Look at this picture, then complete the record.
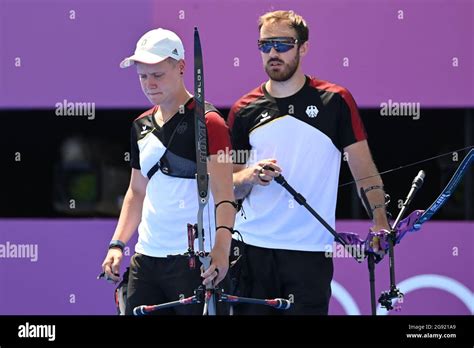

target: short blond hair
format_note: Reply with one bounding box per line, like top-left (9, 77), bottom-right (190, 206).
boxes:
top-left (258, 10), bottom-right (309, 43)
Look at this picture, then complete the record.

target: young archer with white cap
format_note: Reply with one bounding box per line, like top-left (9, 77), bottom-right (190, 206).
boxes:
top-left (101, 28), bottom-right (235, 315)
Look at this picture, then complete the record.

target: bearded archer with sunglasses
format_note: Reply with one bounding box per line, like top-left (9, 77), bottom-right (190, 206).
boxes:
top-left (227, 10), bottom-right (390, 315)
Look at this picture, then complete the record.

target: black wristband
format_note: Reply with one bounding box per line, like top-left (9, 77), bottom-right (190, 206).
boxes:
top-left (215, 200), bottom-right (239, 211)
top-left (363, 185), bottom-right (384, 194)
top-left (216, 226), bottom-right (235, 235)
top-left (371, 203), bottom-right (387, 212)
top-left (109, 240), bottom-right (125, 252)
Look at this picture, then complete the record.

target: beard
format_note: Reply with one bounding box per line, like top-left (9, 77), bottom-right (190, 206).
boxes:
top-left (264, 51), bottom-right (300, 82)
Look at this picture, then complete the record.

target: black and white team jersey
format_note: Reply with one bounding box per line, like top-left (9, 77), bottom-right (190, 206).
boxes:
top-left (130, 98), bottom-right (231, 257)
top-left (228, 76), bottom-right (367, 252)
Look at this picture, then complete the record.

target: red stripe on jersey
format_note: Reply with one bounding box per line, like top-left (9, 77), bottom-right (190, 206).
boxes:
top-left (206, 111), bottom-right (232, 155)
top-left (309, 77), bottom-right (367, 141)
top-left (135, 106), bottom-right (157, 121)
top-left (187, 99), bottom-right (196, 110)
top-left (227, 86), bottom-right (264, 130)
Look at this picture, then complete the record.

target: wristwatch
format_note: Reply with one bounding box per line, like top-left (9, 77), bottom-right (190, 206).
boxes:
top-left (109, 240), bottom-right (126, 252)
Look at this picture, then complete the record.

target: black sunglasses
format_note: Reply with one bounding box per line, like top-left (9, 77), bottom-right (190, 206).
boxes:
top-left (258, 37), bottom-right (299, 53)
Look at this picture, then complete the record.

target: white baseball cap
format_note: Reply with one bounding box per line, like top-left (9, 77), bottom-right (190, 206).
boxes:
top-left (120, 28), bottom-right (185, 68)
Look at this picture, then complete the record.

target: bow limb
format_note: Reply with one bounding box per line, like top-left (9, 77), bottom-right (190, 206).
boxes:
top-left (194, 27), bottom-right (217, 315)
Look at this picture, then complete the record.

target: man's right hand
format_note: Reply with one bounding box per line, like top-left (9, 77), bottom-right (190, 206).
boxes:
top-left (247, 158), bottom-right (282, 186)
top-left (101, 248), bottom-right (123, 282)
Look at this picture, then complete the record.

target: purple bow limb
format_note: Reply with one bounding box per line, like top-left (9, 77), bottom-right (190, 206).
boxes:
top-left (338, 231), bottom-right (388, 262)
top-left (337, 210), bottom-right (425, 263)
top-left (338, 230), bottom-right (390, 254)
top-left (394, 210), bottom-right (425, 243)
top-left (338, 231), bottom-right (365, 246)
top-left (364, 229), bottom-right (391, 254)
